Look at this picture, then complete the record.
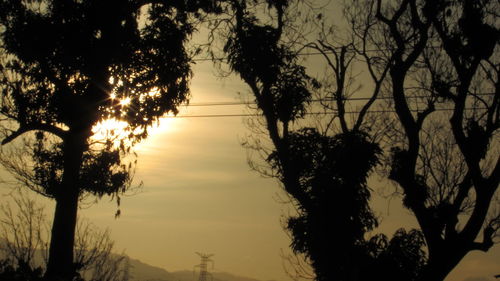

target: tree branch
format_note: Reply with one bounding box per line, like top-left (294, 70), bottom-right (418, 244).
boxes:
top-left (1, 123), bottom-right (67, 145)
top-left (470, 220), bottom-right (497, 252)
top-left (488, 156), bottom-right (500, 192)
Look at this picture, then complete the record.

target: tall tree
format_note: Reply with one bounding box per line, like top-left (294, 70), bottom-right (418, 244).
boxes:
top-left (371, 0), bottom-right (500, 280)
top-left (0, 1), bottom-right (220, 279)
top-left (221, 1), bottom-right (426, 280)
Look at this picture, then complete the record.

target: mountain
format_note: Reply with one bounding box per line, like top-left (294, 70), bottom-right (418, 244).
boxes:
top-left (0, 240), bottom-right (268, 281)
top-left (164, 270), bottom-right (265, 281)
top-left (127, 258), bottom-right (173, 281)
top-left (127, 258), bottom-right (269, 281)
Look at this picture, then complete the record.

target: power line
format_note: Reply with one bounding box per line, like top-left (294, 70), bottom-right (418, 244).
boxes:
top-left (193, 51), bottom-right (333, 62)
top-left (182, 93), bottom-right (494, 107)
top-left (193, 51), bottom-right (377, 62)
top-left (192, 46), bottom-right (447, 62)
top-left (165, 107), bottom-right (486, 119)
top-left (184, 98), bottom-right (369, 107)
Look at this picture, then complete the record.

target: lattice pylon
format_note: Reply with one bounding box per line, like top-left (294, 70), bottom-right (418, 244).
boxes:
top-left (194, 252), bottom-right (214, 281)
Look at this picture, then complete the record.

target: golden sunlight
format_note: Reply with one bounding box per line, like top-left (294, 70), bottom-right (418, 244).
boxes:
top-left (91, 88), bottom-right (183, 148)
top-left (91, 118), bottom-right (130, 142)
top-left (119, 97), bottom-right (131, 106)
top-left (132, 115), bottom-right (181, 154)
top-left (92, 114), bottom-right (181, 147)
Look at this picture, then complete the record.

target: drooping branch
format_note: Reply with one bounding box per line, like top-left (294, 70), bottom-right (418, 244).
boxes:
top-left (1, 123), bottom-right (67, 145)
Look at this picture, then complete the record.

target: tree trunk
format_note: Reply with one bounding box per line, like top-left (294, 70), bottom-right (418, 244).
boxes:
top-left (45, 131), bottom-right (87, 280)
top-left (418, 247), bottom-right (466, 281)
top-left (45, 191), bottom-right (79, 280)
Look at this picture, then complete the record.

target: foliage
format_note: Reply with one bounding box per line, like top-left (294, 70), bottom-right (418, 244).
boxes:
top-left (224, 7), bottom-right (317, 124)
top-left (0, 0), bottom-right (223, 199)
top-left (31, 138), bottom-right (133, 201)
top-left (221, 1), bottom-right (408, 281)
top-left (276, 129), bottom-right (381, 281)
top-left (270, 129), bottom-right (380, 249)
top-left (364, 229), bottom-right (428, 281)
top-left (0, 0), bottom-right (222, 278)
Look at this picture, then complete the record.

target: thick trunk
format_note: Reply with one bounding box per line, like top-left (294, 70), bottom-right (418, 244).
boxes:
top-left (418, 246), bottom-right (466, 281)
top-left (418, 268), bottom-right (450, 281)
top-left (45, 191), bottom-right (79, 280)
top-left (45, 131), bottom-right (87, 280)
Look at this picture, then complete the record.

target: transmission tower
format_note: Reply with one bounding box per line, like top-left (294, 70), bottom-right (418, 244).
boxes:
top-left (193, 252), bottom-right (214, 281)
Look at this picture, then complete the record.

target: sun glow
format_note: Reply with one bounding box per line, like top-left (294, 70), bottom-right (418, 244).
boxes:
top-left (92, 88), bottom-right (182, 148)
top-left (91, 118), bottom-right (130, 143)
top-left (119, 97), bottom-right (131, 106)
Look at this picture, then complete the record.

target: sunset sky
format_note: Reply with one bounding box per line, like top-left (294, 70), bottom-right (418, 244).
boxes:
top-left (3, 58), bottom-right (491, 281)
top-left (0, 2), bottom-right (499, 281)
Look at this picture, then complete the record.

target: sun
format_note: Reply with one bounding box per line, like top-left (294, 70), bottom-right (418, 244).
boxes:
top-left (91, 118), bottom-right (130, 143)
top-left (91, 90), bottom-right (182, 147)
top-left (120, 97), bottom-right (131, 106)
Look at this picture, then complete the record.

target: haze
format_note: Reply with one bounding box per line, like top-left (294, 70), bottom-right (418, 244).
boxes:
top-left (1, 58), bottom-right (495, 281)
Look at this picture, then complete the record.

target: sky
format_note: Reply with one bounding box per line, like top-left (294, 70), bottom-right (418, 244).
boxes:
top-left (1, 59), bottom-right (496, 281)
top-left (0, 2), bottom-right (499, 281)
top-left (81, 61), bottom-right (297, 280)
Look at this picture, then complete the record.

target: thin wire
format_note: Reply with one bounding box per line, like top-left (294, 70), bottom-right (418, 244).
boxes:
top-left (194, 51), bottom-right (370, 62)
top-left (165, 107), bottom-right (486, 118)
top-left (184, 93), bottom-right (494, 107)
top-left (193, 52), bottom-right (329, 62)
top-left (192, 46), bottom-right (446, 62)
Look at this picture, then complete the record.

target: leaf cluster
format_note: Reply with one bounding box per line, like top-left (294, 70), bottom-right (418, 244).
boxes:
top-left (224, 10), bottom-right (319, 123)
top-left (0, 0), bottom-right (203, 139)
top-left (269, 129), bottom-right (381, 279)
top-left (364, 229), bottom-right (428, 281)
top-left (32, 137), bottom-right (133, 199)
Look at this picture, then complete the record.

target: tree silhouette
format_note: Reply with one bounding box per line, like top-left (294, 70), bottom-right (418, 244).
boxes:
top-left (369, 0), bottom-right (499, 280)
top-left (0, 192), bottom-right (47, 273)
top-left (273, 129), bottom-right (381, 281)
top-left (363, 229), bottom-right (427, 281)
top-left (0, 260), bottom-right (43, 281)
top-left (221, 1), bottom-right (421, 280)
top-left (217, 0), bottom-right (498, 280)
top-left (0, 191), bottom-right (130, 281)
top-left (0, 1), bottom-right (221, 279)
